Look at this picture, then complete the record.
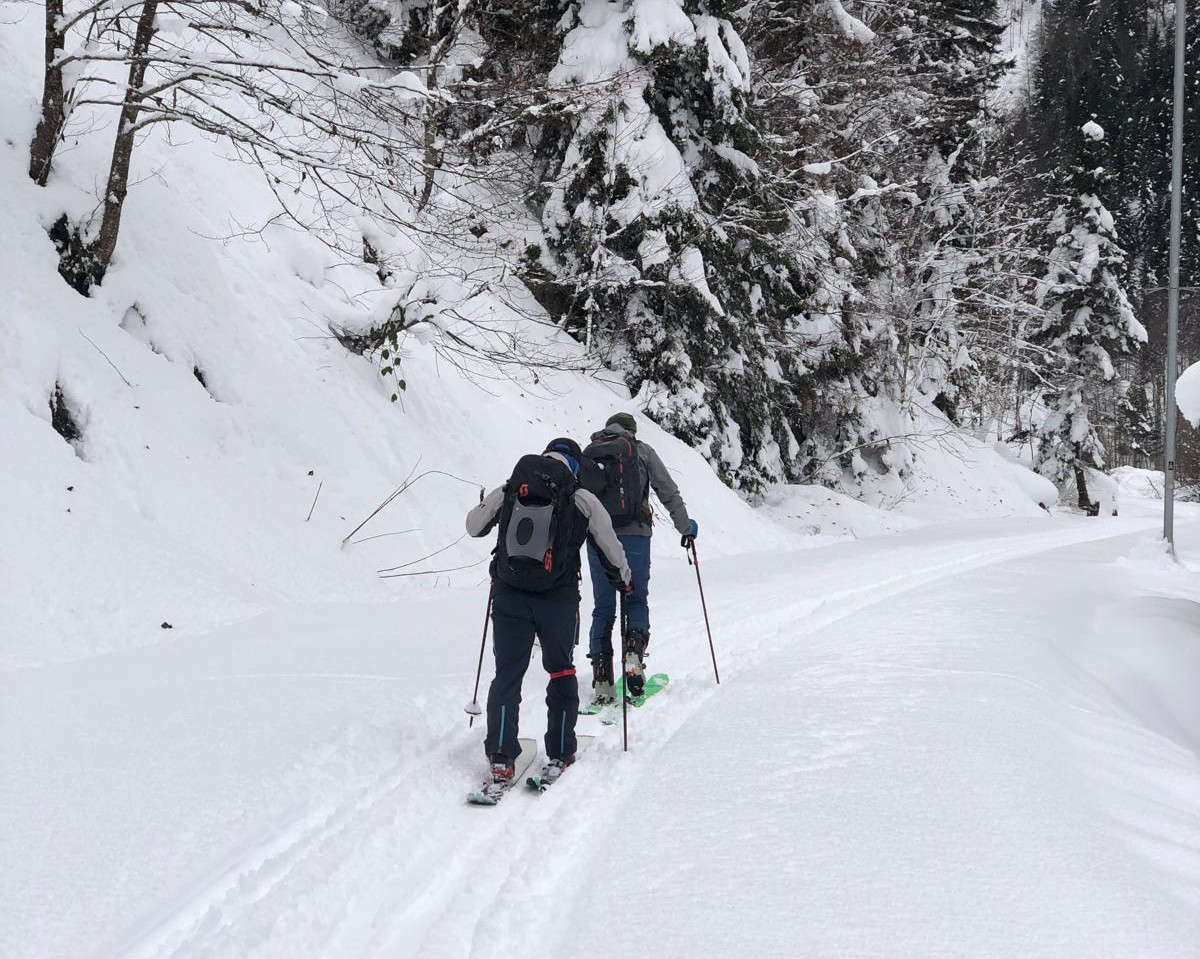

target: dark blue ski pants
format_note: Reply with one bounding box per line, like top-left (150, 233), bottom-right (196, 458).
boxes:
top-left (587, 533), bottom-right (651, 659)
top-left (485, 585), bottom-right (579, 763)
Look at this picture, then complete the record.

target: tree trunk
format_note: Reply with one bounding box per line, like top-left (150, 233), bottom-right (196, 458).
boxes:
top-left (417, 62), bottom-right (442, 211)
top-left (1072, 444), bottom-right (1098, 515)
top-left (71, 0), bottom-right (159, 290)
top-left (417, 5), bottom-right (469, 212)
top-left (29, 0), bottom-right (66, 185)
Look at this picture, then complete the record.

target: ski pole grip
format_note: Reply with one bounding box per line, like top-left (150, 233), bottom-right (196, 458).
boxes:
top-left (682, 535), bottom-right (696, 564)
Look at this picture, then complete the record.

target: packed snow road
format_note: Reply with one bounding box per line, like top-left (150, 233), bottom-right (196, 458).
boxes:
top-left (4, 516), bottom-right (1199, 959)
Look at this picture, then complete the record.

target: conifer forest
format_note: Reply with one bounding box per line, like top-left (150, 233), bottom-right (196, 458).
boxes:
top-left (24, 0), bottom-right (1200, 506)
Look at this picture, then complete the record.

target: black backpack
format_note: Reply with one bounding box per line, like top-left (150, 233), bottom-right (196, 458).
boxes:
top-left (582, 434), bottom-right (644, 526)
top-left (493, 454), bottom-right (582, 592)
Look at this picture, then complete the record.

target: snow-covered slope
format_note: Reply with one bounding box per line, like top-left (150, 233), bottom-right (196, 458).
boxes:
top-left (0, 10), bottom-right (1055, 669)
top-left (0, 15), bottom-right (803, 670)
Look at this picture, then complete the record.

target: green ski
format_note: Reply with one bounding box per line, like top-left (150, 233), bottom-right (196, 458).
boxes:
top-left (598, 672), bottom-right (669, 724)
top-left (580, 672), bottom-right (670, 716)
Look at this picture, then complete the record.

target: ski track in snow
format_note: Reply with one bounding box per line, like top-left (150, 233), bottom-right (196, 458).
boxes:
top-left (49, 516), bottom-right (1197, 959)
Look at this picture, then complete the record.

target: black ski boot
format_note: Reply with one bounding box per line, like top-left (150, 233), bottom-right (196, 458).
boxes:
top-left (623, 629), bottom-right (648, 698)
top-left (589, 653), bottom-right (616, 706)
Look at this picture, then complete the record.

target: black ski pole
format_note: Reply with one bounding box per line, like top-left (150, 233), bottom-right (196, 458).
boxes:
top-left (684, 536), bottom-right (720, 684)
top-left (465, 582), bottom-right (494, 727)
top-left (620, 591), bottom-right (629, 752)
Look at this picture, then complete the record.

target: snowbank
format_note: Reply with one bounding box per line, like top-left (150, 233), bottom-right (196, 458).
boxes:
top-left (762, 483), bottom-right (922, 539)
top-left (1112, 465), bottom-right (1166, 500)
top-left (1177, 360), bottom-right (1200, 426)
top-left (759, 428), bottom-right (1057, 540)
top-left (1050, 468), bottom-right (1119, 515)
top-left (858, 430), bottom-right (1057, 521)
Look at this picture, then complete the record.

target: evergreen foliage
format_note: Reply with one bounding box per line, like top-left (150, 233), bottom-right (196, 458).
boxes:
top-left (1017, 0), bottom-right (1199, 295)
top-left (1031, 131), bottom-right (1147, 506)
top-left (41, 0), bottom-right (1190, 501)
top-left (1009, 0), bottom-right (1197, 475)
top-left (534, 1), bottom-right (866, 492)
top-left (515, 0), bottom-right (1029, 492)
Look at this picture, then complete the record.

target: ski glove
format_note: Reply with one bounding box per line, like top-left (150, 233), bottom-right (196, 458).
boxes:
top-left (606, 571), bottom-right (633, 594)
top-left (680, 518), bottom-right (698, 548)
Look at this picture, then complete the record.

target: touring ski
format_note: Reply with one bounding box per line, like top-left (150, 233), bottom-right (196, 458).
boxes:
top-left (466, 738), bottom-right (538, 806)
top-left (597, 673), bottom-right (669, 725)
top-left (526, 735), bottom-right (594, 792)
top-left (582, 672), bottom-right (669, 717)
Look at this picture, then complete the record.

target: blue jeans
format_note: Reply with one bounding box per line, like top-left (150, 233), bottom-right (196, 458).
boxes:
top-left (587, 534), bottom-right (651, 659)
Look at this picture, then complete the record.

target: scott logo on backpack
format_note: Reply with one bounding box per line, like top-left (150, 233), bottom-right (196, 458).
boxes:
top-left (494, 454), bottom-right (581, 592)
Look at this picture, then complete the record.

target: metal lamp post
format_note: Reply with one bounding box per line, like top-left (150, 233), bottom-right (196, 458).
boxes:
top-left (1164, 0), bottom-right (1188, 551)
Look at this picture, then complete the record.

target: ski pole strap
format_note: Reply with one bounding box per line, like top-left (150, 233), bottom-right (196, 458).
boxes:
top-left (548, 667), bottom-right (576, 679)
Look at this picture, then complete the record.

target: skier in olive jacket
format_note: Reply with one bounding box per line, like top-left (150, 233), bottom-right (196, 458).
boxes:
top-left (584, 413), bottom-right (697, 703)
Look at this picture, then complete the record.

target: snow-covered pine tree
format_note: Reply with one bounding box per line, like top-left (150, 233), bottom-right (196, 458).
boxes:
top-left (883, 0), bottom-right (1007, 156)
top-left (1011, 0), bottom-right (1199, 472)
top-left (740, 0), bottom-right (1021, 443)
top-left (1032, 123), bottom-right (1146, 512)
top-left (530, 0), bottom-right (883, 493)
top-left (876, 0), bottom-right (1016, 433)
top-left (734, 0), bottom-right (915, 487)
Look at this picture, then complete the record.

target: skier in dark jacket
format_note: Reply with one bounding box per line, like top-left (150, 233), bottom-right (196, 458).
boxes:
top-left (584, 413), bottom-right (697, 704)
top-left (466, 438), bottom-right (631, 800)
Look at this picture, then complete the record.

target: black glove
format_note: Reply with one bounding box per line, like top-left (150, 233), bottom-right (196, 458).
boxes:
top-left (608, 574), bottom-right (633, 595)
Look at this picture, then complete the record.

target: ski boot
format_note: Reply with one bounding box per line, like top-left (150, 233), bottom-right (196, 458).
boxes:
top-left (527, 754), bottom-right (575, 792)
top-left (590, 653), bottom-right (616, 706)
top-left (478, 756), bottom-right (515, 803)
top-left (623, 629), bottom-right (649, 698)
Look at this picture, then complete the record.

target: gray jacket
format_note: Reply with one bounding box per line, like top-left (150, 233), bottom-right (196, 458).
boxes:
top-left (589, 424), bottom-right (691, 537)
top-left (465, 452), bottom-right (632, 588)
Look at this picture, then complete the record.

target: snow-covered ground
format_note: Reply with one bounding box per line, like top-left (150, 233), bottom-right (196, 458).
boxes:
top-left (4, 506), bottom-right (1200, 959)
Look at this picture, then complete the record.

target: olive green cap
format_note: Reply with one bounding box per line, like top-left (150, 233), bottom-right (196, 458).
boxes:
top-left (605, 412), bottom-right (637, 434)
